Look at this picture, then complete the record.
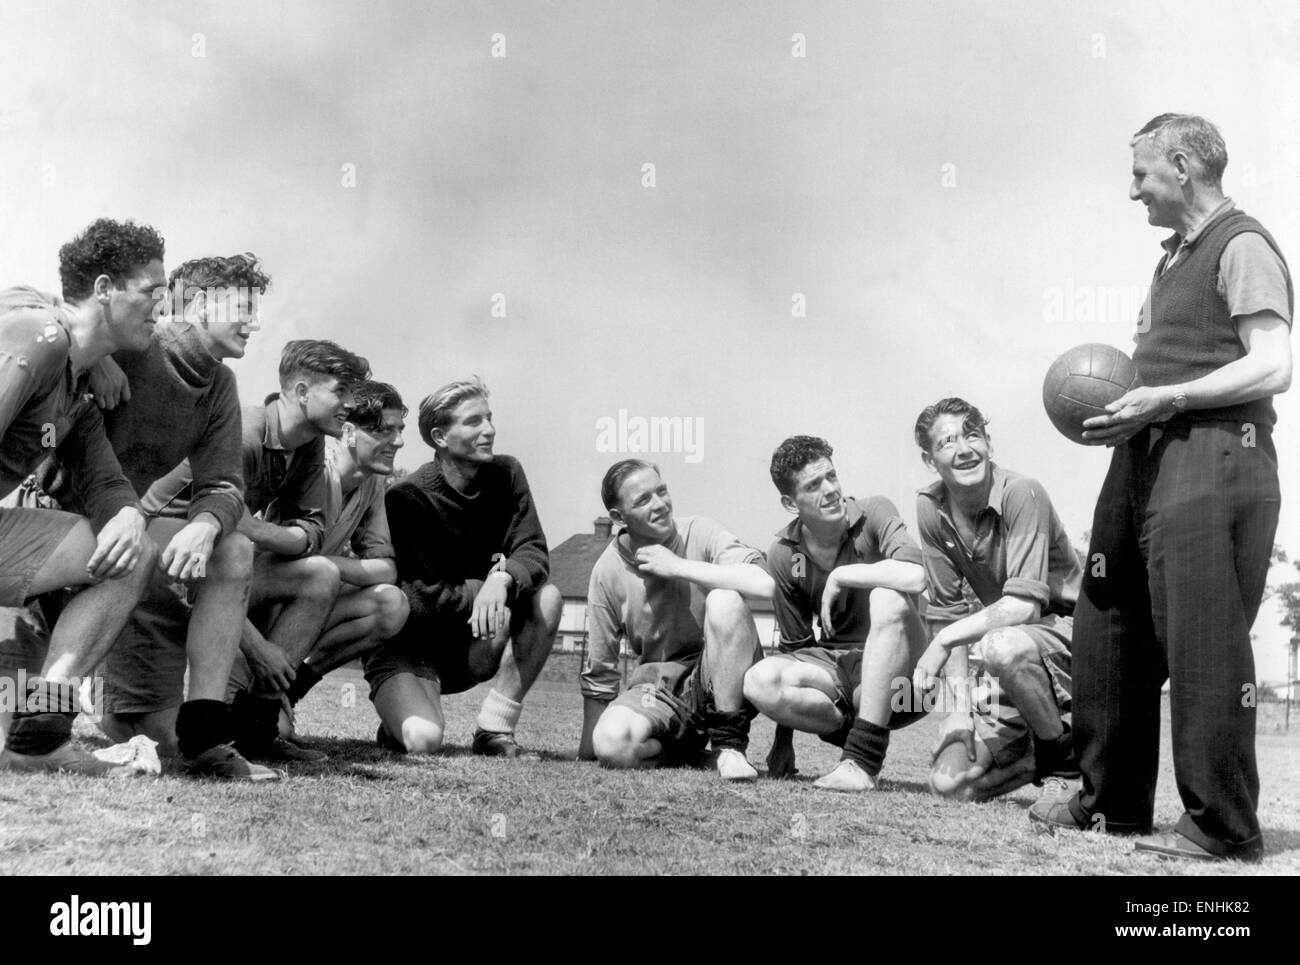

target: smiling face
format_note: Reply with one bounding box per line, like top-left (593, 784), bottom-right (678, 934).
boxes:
top-left (781, 456), bottom-right (845, 527)
top-left (922, 413), bottom-right (991, 492)
top-left (191, 287), bottom-right (261, 360)
top-left (433, 394), bottom-right (495, 464)
top-left (350, 407), bottom-right (406, 475)
top-left (610, 466), bottom-right (674, 543)
top-left (297, 376), bottom-right (355, 438)
top-left (102, 258), bottom-right (167, 351)
top-left (1130, 136), bottom-right (1187, 230)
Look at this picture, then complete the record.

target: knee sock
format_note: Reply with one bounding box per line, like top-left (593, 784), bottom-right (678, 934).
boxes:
top-left (285, 664), bottom-right (323, 706)
top-left (476, 689), bottom-right (522, 734)
top-left (841, 718), bottom-right (890, 777)
top-left (176, 699), bottom-right (233, 759)
top-left (5, 677), bottom-right (79, 756)
top-left (230, 691), bottom-right (282, 751)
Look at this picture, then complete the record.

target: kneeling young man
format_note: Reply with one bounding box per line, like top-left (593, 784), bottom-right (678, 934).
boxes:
top-left (743, 436), bottom-right (929, 791)
top-left (579, 460), bottom-right (772, 782)
top-left (366, 378), bottom-right (561, 757)
top-left (911, 398), bottom-right (1079, 804)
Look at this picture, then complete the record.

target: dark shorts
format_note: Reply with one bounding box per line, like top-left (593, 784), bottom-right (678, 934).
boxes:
top-left (364, 604), bottom-right (532, 699)
top-left (100, 585), bottom-right (192, 715)
top-left (771, 644), bottom-right (929, 744)
top-left (607, 636), bottom-right (764, 760)
top-left (0, 506), bottom-right (81, 607)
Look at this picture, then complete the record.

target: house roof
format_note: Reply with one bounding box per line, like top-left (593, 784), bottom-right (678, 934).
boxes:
top-left (548, 529), bottom-right (774, 612)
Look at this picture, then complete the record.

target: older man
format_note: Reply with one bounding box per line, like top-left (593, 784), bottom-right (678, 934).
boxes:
top-left (1030, 115), bottom-right (1292, 863)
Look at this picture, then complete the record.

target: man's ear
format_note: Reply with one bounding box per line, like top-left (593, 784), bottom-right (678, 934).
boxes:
top-left (184, 288), bottom-right (207, 325)
top-left (93, 274), bottom-right (113, 302)
top-left (921, 450), bottom-right (936, 473)
top-left (607, 506), bottom-right (625, 527)
top-left (429, 426), bottom-right (446, 451)
top-left (293, 379), bottom-right (311, 405)
top-left (779, 493), bottom-right (798, 516)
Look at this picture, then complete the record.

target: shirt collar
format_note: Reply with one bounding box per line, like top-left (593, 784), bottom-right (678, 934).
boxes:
top-left (917, 462), bottom-right (1007, 518)
top-left (261, 393), bottom-right (286, 451)
top-left (1161, 196), bottom-right (1235, 256)
top-left (776, 498), bottom-right (865, 548)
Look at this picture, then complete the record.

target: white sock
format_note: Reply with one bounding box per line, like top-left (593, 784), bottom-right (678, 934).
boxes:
top-left (477, 689), bottom-right (522, 734)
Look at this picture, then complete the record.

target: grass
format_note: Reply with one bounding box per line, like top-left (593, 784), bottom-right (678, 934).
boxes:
top-left (1, 654), bottom-right (1297, 875)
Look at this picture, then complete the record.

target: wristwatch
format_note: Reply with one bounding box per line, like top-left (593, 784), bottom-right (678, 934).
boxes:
top-left (1170, 387), bottom-right (1189, 415)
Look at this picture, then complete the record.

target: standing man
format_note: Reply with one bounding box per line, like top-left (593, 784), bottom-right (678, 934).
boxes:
top-left (579, 460), bottom-right (771, 782)
top-left (911, 398), bottom-right (1079, 803)
top-left (0, 218), bottom-right (161, 775)
top-left (1031, 115), bottom-right (1292, 863)
top-left (743, 436), bottom-right (929, 791)
top-left (365, 378), bottom-right (562, 757)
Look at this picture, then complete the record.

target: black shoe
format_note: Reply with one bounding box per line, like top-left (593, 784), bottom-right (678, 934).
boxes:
top-left (471, 728), bottom-right (537, 759)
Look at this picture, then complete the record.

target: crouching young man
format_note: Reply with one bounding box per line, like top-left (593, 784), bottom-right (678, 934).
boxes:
top-left (578, 460), bottom-right (772, 782)
top-left (911, 398), bottom-right (1079, 805)
top-left (366, 378), bottom-right (561, 757)
top-left (742, 436), bottom-right (929, 791)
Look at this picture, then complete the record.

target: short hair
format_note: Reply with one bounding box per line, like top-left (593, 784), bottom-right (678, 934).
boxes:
top-left (277, 339), bottom-right (370, 391)
top-left (347, 381), bottom-right (407, 433)
top-left (600, 459), bottom-right (660, 511)
top-left (418, 377), bottom-right (490, 449)
top-left (769, 436), bottom-right (834, 496)
top-left (168, 253), bottom-right (271, 310)
top-left (1131, 113), bottom-right (1228, 188)
top-left (913, 397), bottom-right (990, 450)
top-left (58, 218), bottom-right (166, 302)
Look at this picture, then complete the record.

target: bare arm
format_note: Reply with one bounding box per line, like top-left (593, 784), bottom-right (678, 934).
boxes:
top-left (329, 555), bottom-right (397, 588)
top-left (238, 507), bottom-right (310, 558)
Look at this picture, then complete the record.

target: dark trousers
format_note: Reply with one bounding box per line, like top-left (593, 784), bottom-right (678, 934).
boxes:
top-left (1069, 420), bottom-right (1278, 857)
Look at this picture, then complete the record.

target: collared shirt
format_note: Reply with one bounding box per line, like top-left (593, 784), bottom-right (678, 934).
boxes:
top-left (1149, 197), bottom-right (1291, 325)
top-left (581, 515), bottom-right (762, 700)
top-left (319, 435), bottom-right (394, 560)
top-left (0, 286), bottom-right (139, 528)
top-left (766, 496), bottom-right (923, 650)
top-left (916, 463), bottom-right (1080, 629)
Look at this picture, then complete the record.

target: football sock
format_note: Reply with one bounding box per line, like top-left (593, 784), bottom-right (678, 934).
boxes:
top-left (476, 689), bottom-right (521, 734)
top-left (285, 664), bottom-right (323, 706)
top-left (841, 718), bottom-right (890, 777)
top-left (176, 699), bottom-right (233, 759)
top-left (5, 712), bottom-right (74, 756)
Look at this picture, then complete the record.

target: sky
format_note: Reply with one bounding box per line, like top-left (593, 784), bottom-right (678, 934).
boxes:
top-left (2, 0), bottom-right (1297, 682)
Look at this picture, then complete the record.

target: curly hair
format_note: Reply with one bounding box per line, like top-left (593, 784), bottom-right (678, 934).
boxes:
top-left (278, 339), bottom-right (370, 390)
top-left (769, 435), bottom-right (833, 496)
top-left (913, 397), bottom-right (989, 450)
top-left (168, 253), bottom-right (271, 309)
top-left (347, 381), bottom-right (407, 433)
top-left (58, 218), bottom-right (166, 302)
top-left (600, 459), bottom-right (660, 511)
top-left (417, 377), bottom-right (490, 449)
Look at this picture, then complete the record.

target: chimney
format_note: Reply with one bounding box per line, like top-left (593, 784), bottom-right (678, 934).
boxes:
top-left (593, 516), bottom-right (613, 540)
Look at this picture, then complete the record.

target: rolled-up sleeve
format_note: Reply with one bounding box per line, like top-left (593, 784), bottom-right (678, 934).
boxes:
top-left (998, 478), bottom-right (1053, 608)
top-left (580, 570), bottom-right (622, 701)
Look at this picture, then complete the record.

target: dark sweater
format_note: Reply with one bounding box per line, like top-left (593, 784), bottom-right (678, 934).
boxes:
top-left (1135, 208), bottom-right (1293, 427)
top-left (102, 318), bottom-right (244, 536)
top-left (386, 455), bottom-right (549, 635)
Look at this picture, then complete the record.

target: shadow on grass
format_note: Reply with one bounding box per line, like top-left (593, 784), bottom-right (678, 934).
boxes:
top-left (1264, 827), bottom-right (1300, 858)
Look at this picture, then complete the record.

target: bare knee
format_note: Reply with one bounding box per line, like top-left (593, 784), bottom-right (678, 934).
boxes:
top-left (401, 718), bottom-right (444, 755)
top-left (207, 532), bottom-right (254, 582)
top-left (592, 712), bottom-right (644, 769)
top-left (298, 556), bottom-right (342, 602)
top-left (742, 659), bottom-right (785, 711)
top-left (532, 583), bottom-right (563, 634)
top-left (704, 588), bottom-right (750, 636)
top-left (929, 765), bottom-right (977, 801)
top-left (373, 585), bottom-right (409, 639)
top-left (979, 629), bottom-right (1036, 676)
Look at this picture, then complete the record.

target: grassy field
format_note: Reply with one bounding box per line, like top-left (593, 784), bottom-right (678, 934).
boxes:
top-left (1, 655), bottom-right (1297, 876)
